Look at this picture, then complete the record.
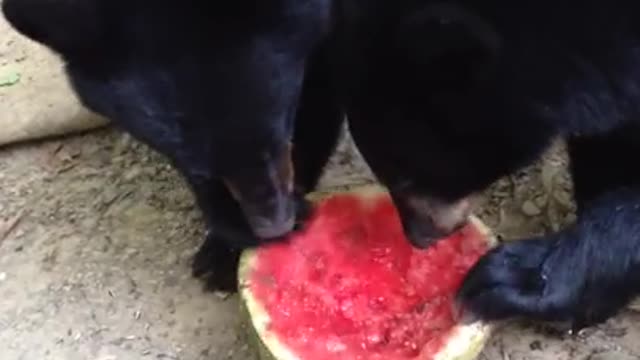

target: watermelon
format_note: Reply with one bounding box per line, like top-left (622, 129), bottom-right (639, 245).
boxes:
top-left (239, 185), bottom-right (495, 360)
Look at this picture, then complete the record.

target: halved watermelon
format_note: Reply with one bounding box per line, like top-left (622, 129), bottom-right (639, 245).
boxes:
top-left (239, 185), bottom-right (495, 360)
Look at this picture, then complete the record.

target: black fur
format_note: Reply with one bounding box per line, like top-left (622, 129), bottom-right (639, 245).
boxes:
top-left (335, 0), bottom-right (640, 328)
top-left (2, 0), bottom-right (343, 291)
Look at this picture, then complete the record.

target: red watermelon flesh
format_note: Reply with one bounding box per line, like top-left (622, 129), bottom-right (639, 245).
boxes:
top-left (248, 192), bottom-right (490, 360)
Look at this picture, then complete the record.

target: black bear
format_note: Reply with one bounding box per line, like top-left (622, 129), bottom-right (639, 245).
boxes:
top-left (2, 0), bottom-right (343, 290)
top-left (334, 0), bottom-right (640, 330)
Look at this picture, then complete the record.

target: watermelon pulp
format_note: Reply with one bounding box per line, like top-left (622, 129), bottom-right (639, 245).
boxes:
top-left (248, 192), bottom-right (489, 360)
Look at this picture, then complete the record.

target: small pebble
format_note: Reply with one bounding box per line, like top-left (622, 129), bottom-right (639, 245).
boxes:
top-left (529, 340), bottom-right (542, 351)
top-left (522, 200), bottom-right (542, 216)
top-left (534, 195), bottom-right (548, 208)
top-left (214, 291), bottom-right (231, 300)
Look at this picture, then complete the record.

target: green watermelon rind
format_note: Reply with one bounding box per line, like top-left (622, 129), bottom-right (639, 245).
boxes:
top-left (238, 185), bottom-right (496, 360)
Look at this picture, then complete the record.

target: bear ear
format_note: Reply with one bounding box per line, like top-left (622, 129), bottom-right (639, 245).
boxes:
top-left (395, 3), bottom-right (501, 71)
top-left (2, 0), bottom-right (104, 57)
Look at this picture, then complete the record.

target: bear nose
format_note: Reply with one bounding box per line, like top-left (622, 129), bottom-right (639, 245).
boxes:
top-left (394, 193), bottom-right (474, 249)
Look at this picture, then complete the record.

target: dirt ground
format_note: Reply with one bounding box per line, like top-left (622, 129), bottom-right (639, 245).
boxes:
top-left (2, 10), bottom-right (640, 360)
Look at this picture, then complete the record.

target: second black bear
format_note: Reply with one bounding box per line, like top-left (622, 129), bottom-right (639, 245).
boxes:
top-left (335, 0), bottom-right (640, 330)
top-left (2, 0), bottom-right (343, 290)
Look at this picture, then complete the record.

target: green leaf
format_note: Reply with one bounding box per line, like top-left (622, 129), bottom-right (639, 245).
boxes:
top-left (0, 71), bottom-right (21, 87)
